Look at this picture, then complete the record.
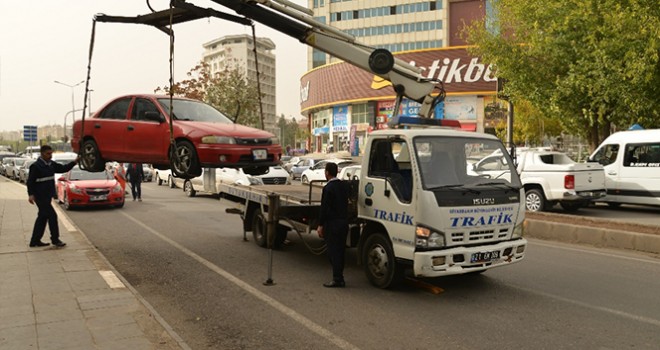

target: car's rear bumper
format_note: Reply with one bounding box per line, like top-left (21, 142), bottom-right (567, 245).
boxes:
top-left (562, 189), bottom-right (607, 201)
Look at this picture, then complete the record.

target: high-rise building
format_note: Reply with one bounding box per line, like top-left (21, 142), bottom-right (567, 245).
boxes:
top-left (301, 0), bottom-right (498, 154)
top-left (202, 34), bottom-right (278, 136)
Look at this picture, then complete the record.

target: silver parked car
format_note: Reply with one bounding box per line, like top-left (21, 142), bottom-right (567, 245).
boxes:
top-left (18, 159), bottom-right (37, 183)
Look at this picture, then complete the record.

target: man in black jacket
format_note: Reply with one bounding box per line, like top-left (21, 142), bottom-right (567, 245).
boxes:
top-left (317, 162), bottom-right (349, 288)
top-left (126, 163), bottom-right (144, 201)
top-left (27, 145), bottom-right (78, 247)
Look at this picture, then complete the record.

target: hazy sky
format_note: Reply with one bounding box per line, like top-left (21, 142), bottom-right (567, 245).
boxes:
top-left (0, 0), bottom-right (308, 132)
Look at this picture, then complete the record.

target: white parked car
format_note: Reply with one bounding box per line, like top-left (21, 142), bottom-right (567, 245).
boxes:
top-left (338, 164), bottom-right (361, 180)
top-left (300, 159), bottom-right (356, 184)
top-left (155, 168), bottom-right (178, 188)
top-left (217, 166), bottom-right (290, 186)
top-left (53, 152), bottom-right (79, 187)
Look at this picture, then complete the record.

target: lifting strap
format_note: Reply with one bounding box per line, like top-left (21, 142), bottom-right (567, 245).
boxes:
top-left (251, 24), bottom-right (266, 131)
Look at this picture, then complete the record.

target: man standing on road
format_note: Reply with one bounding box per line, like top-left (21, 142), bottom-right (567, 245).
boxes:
top-left (126, 163), bottom-right (144, 201)
top-left (317, 162), bottom-right (349, 288)
top-left (27, 145), bottom-right (78, 248)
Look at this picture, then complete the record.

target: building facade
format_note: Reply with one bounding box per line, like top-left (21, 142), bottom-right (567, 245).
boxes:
top-left (301, 0), bottom-right (501, 154)
top-left (202, 34), bottom-right (279, 136)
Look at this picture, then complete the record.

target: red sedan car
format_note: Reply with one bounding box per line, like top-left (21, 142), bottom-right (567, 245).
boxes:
top-left (71, 95), bottom-right (282, 179)
top-left (57, 166), bottom-right (125, 210)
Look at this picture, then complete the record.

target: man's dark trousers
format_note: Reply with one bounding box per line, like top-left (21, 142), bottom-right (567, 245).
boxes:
top-left (130, 181), bottom-right (142, 199)
top-left (325, 219), bottom-right (349, 283)
top-left (31, 198), bottom-right (60, 244)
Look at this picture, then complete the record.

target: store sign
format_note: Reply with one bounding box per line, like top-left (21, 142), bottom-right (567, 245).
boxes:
top-left (332, 105), bottom-right (348, 132)
top-left (444, 96), bottom-right (478, 120)
top-left (300, 81), bottom-right (310, 103)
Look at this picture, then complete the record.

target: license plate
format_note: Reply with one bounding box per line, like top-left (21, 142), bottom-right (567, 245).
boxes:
top-left (89, 195), bottom-right (107, 202)
top-left (252, 149), bottom-right (267, 160)
top-left (470, 250), bottom-right (500, 263)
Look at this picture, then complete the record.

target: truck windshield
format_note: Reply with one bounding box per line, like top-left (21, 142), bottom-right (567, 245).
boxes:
top-left (413, 136), bottom-right (522, 190)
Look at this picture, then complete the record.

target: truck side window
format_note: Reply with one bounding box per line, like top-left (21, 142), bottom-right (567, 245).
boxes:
top-left (368, 139), bottom-right (412, 202)
top-left (624, 143), bottom-right (660, 167)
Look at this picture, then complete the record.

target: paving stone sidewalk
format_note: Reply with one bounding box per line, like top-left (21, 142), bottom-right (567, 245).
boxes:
top-left (0, 177), bottom-right (188, 350)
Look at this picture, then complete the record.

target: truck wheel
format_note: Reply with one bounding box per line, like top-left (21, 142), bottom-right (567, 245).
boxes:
top-left (183, 180), bottom-right (196, 197)
top-left (252, 211), bottom-right (267, 247)
top-left (362, 233), bottom-right (404, 289)
top-left (525, 189), bottom-right (546, 212)
top-left (560, 202), bottom-right (583, 212)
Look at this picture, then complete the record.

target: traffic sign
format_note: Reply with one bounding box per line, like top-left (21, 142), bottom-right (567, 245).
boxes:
top-left (23, 125), bottom-right (38, 142)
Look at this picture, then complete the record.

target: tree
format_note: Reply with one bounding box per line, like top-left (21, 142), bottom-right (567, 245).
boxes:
top-left (465, 0), bottom-right (660, 150)
top-left (155, 61), bottom-right (264, 129)
top-left (493, 100), bottom-right (563, 146)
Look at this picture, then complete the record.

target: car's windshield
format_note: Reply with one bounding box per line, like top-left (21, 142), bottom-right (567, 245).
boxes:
top-left (414, 136), bottom-right (521, 190)
top-left (157, 98), bottom-right (233, 124)
top-left (69, 168), bottom-right (112, 181)
top-left (14, 159), bottom-right (26, 166)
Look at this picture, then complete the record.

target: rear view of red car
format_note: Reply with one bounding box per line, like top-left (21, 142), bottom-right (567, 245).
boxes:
top-left (71, 95), bottom-right (282, 179)
top-left (57, 166), bottom-right (125, 210)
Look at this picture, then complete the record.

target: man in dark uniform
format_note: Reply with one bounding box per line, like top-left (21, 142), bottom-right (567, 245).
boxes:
top-left (126, 163), bottom-right (144, 201)
top-left (317, 162), bottom-right (349, 288)
top-left (27, 145), bottom-right (78, 247)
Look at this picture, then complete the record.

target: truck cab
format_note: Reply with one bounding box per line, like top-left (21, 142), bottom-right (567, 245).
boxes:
top-left (356, 128), bottom-right (527, 287)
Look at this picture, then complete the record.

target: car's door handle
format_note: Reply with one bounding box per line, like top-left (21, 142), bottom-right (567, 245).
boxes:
top-left (365, 198), bottom-right (373, 206)
top-left (94, 124), bottom-right (101, 129)
top-left (127, 125), bottom-right (134, 131)
top-left (607, 170), bottom-right (617, 175)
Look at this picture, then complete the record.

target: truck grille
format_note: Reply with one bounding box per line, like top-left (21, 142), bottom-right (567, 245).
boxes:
top-left (261, 177), bottom-right (288, 185)
top-left (235, 137), bottom-right (272, 145)
top-left (450, 229), bottom-right (497, 244)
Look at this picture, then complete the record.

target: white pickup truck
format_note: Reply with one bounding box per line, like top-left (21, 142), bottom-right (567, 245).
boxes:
top-left (516, 150), bottom-right (606, 212)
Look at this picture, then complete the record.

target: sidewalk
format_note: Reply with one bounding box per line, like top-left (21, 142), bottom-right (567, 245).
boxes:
top-left (0, 177), bottom-right (187, 350)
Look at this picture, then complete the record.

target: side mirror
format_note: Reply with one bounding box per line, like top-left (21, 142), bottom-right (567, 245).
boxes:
top-left (144, 111), bottom-right (163, 123)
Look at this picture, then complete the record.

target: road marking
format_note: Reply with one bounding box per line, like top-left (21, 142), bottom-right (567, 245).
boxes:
top-left (514, 285), bottom-right (660, 328)
top-left (99, 270), bottom-right (126, 289)
top-left (120, 211), bottom-right (360, 350)
top-left (529, 240), bottom-right (660, 266)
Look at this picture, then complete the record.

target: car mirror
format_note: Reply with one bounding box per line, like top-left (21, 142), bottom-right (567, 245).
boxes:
top-left (144, 111), bottom-right (163, 123)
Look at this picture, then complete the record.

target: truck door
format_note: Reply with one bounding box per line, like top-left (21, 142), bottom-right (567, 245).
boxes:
top-left (362, 138), bottom-right (415, 257)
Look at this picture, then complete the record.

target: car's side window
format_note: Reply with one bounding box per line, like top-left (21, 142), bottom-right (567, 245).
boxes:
top-left (131, 98), bottom-right (161, 122)
top-left (99, 98), bottom-right (131, 120)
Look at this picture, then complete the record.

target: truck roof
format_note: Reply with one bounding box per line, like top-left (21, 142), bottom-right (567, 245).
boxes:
top-left (370, 128), bottom-right (500, 140)
top-left (601, 129), bottom-right (660, 144)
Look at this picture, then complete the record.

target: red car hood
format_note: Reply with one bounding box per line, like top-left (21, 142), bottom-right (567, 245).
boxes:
top-left (179, 121), bottom-right (274, 138)
top-left (71, 179), bottom-right (118, 188)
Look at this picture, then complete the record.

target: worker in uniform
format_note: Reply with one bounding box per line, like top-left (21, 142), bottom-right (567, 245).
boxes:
top-left (26, 145), bottom-right (78, 247)
top-left (317, 162), bottom-right (349, 288)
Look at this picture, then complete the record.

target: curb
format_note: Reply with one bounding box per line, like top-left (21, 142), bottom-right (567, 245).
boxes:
top-left (525, 219), bottom-right (660, 255)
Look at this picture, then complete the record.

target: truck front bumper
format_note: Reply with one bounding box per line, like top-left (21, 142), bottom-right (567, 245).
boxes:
top-left (413, 238), bottom-right (527, 277)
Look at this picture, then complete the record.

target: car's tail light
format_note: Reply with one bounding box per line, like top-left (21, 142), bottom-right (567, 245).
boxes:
top-left (564, 175), bottom-right (575, 189)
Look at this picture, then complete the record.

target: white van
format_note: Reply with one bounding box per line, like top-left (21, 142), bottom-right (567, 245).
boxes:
top-left (588, 129), bottom-right (660, 207)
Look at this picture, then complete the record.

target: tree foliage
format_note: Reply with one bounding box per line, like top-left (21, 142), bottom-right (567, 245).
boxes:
top-left (493, 100), bottom-right (563, 146)
top-left (155, 61), bottom-right (264, 129)
top-left (465, 0), bottom-right (660, 150)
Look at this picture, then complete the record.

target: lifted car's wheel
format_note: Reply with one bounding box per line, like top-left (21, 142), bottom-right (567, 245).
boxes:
top-left (525, 189), bottom-right (546, 212)
top-left (243, 165), bottom-right (270, 176)
top-left (560, 201), bottom-right (584, 212)
top-left (168, 175), bottom-right (176, 188)
top-left (80, 139), bottom-right (105, 172)
top-left (169, 140), bottom-right (201, 179)
top-left (183, 180), bottom-right (196, 197)
top-left (362, 233), bottom-right (404, 289)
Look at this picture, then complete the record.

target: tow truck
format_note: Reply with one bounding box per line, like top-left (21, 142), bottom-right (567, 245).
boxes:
top-left (92, 0), bottom-right (528, 288)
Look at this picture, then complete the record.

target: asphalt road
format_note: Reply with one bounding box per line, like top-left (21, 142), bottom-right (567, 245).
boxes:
top-left (61, 182), bottom-right (660, 350)
top-left (542, 201), bottom-right (660, 227)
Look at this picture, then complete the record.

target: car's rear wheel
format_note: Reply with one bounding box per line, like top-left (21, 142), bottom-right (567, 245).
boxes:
top-left (157, 175), bottom-right (163, 186)
top-left (525, 189), bottom-right (546, 212)
top-left (168, 175), bottom-right (176, 188)
top-left (169, 140), bottom-right (201, 180)
top-left (301, 175), bottom-right (309, 185)
top-left (80, 139), bottom-right (105, 172)
top-left (183, 180), bottom-right (196, 197)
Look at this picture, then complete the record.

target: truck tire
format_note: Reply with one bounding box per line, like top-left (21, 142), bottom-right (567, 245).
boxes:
top-left (183, 180), bottom-right (196, 197)
top-left (252, 211), bottom-right (267, 247)
top-left (525, 189), bottom-right (546, 212)
top-left (362, 233), bottom-right (404, 289)
top-left (560, 201), bottom-right (584, 212)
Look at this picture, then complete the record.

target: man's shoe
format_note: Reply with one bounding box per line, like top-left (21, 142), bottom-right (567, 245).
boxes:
top-left (323, 280), bottom-right (345, 288)
top-left (29, 241), bottom-right (50, 247)
top-left (52, 241), bottom-right (66, 247)
top-left (138, 198), bottom-right (142, 202)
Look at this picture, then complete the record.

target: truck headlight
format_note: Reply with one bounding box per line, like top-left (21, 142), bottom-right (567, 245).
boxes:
top-left (201, 136), bottom-right (236, 144)
top-left (416, 225), bottom-right (445, 249)
top-left (512, 221), bottom-right (525, 239)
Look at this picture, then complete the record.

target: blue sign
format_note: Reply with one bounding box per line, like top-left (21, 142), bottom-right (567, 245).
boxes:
top-left (332, 105), bottom-right (348, 132)
top-left (23, 125), bottom-right (38, 142)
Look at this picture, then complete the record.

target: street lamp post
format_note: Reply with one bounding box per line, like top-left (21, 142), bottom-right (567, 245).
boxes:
top-left (54, 80), bottom-right (85, 121)
top-left (63, 108), bottom-right (84, 142)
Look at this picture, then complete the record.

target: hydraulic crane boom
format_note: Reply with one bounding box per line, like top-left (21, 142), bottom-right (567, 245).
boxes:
top-left (209, 0), bottom-right (445, 122)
